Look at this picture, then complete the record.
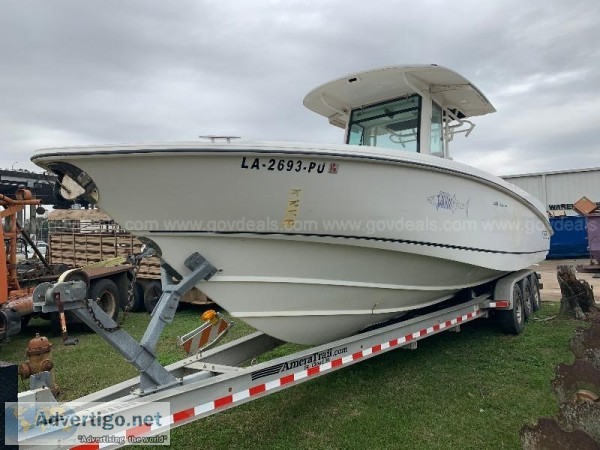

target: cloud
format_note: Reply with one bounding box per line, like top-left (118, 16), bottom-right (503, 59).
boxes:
top-left (1, 0), bottom-right (598, 176)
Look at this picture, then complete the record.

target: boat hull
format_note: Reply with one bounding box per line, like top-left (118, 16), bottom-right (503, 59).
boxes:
top-left (154, 235), bottom-right (503, 344)
top-left (32, 142), bottom-right (551, 344)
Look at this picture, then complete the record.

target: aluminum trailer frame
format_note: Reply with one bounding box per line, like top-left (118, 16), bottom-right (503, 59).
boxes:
top-left (14, 253), bottom-right (540, 449)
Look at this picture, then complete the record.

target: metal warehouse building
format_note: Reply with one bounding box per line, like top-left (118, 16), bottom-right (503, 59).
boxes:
top-left (502, 167), bottom-right (600, 215)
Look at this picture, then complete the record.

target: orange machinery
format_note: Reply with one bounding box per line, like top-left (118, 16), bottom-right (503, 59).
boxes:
top-left (0, 189), bottom-right (43, 341)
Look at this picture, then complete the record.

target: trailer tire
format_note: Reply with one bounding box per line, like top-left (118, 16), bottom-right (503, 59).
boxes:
top-left (90, 279), bottom-right (120, 322)
top-left (530, 275), bottom-right (541, 312)
top-left (522, 279), bottom-right (533, 321)
top-left (144, 281), bottom-right (162, 314)
top-left (497, 284), bottom-right (525, 335)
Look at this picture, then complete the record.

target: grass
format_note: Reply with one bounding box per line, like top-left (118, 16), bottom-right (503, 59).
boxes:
top-left (0, 302), bottom-right (583, 449)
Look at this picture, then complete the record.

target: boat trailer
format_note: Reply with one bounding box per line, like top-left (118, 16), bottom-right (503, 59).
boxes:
top-left (8, 252), bottom-right (541, 448)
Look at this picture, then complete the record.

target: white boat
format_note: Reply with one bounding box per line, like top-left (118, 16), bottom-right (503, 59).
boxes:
top-left (31, 65), bottom-right (551, 345)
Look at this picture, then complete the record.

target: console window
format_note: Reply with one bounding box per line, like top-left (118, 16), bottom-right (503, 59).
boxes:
top-left (430, 102), bottom-right (444, 156)
top-left (347, 95), bottom-right (421, 152)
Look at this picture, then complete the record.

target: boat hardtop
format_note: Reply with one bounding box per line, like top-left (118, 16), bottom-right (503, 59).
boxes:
top-left (304, 64), bottom-right (496, 128)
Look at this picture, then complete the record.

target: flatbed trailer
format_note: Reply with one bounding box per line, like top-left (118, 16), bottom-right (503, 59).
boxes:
top-left (46, 208), bottom-right (211, 313)
top-left (9, 252), bottom-right (542, 449)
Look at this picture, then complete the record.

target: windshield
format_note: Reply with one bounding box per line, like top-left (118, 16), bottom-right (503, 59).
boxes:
top-left (347, 95), bottom-right (421, 152)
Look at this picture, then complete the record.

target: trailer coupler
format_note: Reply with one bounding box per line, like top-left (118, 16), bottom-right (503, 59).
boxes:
top-left (32, 252), bottom-right (218, 395)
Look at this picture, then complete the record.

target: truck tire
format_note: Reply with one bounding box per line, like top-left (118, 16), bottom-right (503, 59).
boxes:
top-left (133, 282), bottom-right (145, 312)
top-left (50, 313), bottom-right (62, 336)
top-left (89, 279), bottom-right (120, 322)
top-left (497, 284), bottom-right (525, 335)
top-left (144, 281), bottom-right (162, 314)
top-left (522, 279), bottom-right (533, 321)
top-left (123, 281), bottom-right (144, 312)
top-left (530, 275), bottom-right (541, 312)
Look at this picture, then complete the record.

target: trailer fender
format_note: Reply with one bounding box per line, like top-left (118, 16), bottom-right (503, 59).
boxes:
top-left (496, 284), bottom-right (526, 335)
top-left (492, 269), bottom-right (536, 310)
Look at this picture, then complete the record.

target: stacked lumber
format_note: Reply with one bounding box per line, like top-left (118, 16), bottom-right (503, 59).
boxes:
top-left (48, 232), bottom-right (162, 278)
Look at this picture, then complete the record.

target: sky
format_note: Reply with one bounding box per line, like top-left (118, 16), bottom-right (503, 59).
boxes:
top-left (1, 0), bottom-right (599, 176)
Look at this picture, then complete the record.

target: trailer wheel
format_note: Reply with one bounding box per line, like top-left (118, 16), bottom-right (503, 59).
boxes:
top-left (497, 284), bottom-right (525, 335)
top-left (144, 281), bottom-right (162, 314)
top-left (522, 279), bottom-right (533, 321)
top-left (90, 279), bottom-right (120, 322)
top-left (530, 275), bottom-right (541, 312)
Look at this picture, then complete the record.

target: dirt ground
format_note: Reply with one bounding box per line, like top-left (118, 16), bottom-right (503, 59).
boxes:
top-left (531, 258), bottom-right (599, 302)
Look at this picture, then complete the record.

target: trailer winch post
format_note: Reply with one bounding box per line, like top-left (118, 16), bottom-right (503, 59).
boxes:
top-left (140, 253), bottom-right (217, 353)
top-left (32, 252), bottom-right (218, 395)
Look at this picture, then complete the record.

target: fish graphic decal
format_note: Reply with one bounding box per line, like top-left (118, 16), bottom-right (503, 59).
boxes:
top-left (427, 191), bottom-right (470, 217)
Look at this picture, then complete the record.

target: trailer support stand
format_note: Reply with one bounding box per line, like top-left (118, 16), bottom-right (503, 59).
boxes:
top-left (141, 254), bottom-right (217, 352)
top-left (32, 252), bottom-right (218, 395)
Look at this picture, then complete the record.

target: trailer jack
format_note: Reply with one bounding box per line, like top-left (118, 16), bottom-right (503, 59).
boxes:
top-left (53, 292), bottom-right (79, 346)
top-left (33, 252), bottom-right (218, 395)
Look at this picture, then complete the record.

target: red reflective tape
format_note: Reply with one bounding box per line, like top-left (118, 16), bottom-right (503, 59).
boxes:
top-left (457, 316), bottom-right (463, 323)
top-left (372, 344), bottom-right (382, 353)
top-left (352, 351), bottom-right (363, 360)
top-left (389, 338), bottom-right (398, 347)
top-left (419, 329), bottom-right (427, 337)
top-left (445, 320), bottom-right (452, 327)
top-left (249, 384), bottom-right (266, 396)
top-left (433, 324), bottom-right (440, 331)
top-left (405, 334), bottom-right (413, 341)
top-left (173, 407), bottom-right (195, 423)
top-left (71, 444), bottom-right (99, 450)
top-left (280, 374), bottom-right (295, 385)
top-left (214, 395), bottom-right (233, 408)
top-left (307, 366), bottom-right (320, 376)
top-left (331, 358), bottom-right (343, 368)
top-left (127, 424), bottom-right (151, 439)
